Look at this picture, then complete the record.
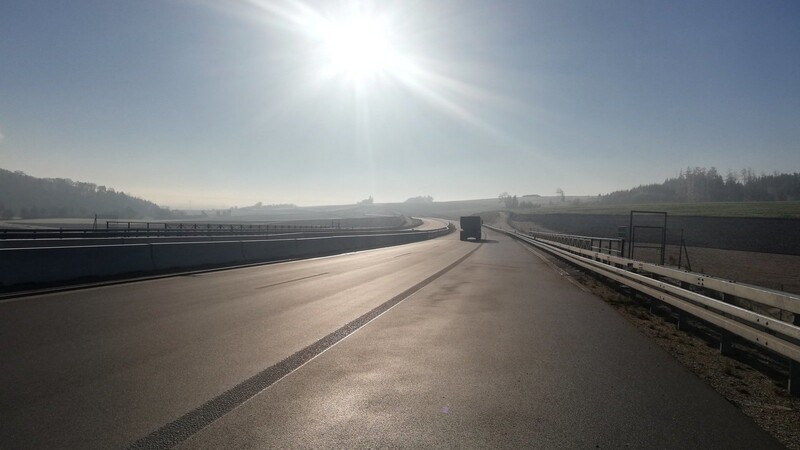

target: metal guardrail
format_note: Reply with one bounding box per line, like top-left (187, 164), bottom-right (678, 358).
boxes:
top-left (0, 228), bottom-right (393, 241)
top-left (0, 218), bottom-right (426, 240)
top-left (104, 220), bottom-right (423, 232)
top-left (485, 225), bottom-right (800, 395)
top-left (525, 231), bottom-right (625, 256)
top-left (106, 221), bottom-right (342, 231)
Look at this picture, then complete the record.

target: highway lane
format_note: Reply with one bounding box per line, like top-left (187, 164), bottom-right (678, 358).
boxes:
top-left (0, 232), bottom-right (471, 448)
top-left (181, 228), bottom-right (782, 449)
top-left (1, 228), bottom-right (782, 448)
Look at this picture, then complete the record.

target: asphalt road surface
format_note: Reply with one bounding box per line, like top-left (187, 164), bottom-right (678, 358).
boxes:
top-left (412, 217), bottom-right (451, 230)
top-left (0, 228), bottom-right (783, 449)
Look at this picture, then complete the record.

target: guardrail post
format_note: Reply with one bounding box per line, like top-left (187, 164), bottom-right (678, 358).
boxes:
top-left (649, 298), bottom-right (660, 314)
top-left (790, 360), bottom-right (800, 397)
top-left (676, 311), bottom-right (690, 331)
top-left (791, 315), bottom-right (800, 396)
top-left (720, 330), bottom-right (736, 357)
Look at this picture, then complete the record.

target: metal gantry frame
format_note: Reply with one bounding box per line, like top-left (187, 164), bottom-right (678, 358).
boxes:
top-left (629, 210), bottom-right (667, 265)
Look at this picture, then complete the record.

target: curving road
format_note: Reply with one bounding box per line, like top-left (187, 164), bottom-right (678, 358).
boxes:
top-left (413, 217), bottom-right (453, 230)
top-left (0, 228), bottom-right (781, 449)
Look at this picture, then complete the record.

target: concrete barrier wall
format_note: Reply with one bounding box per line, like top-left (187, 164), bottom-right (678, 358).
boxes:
top-left (294, 236), bottom-right (362, 257)
top-left (150, 241), bottom-right (243, 271)
top-left (240, 239), bottom-right (297, 262)
top-left (0, 244), bottom-right (154, 286)
top-left (0, 230), bottom-right (427, 249)
top-left (0, 227), bottom-right (453, 289)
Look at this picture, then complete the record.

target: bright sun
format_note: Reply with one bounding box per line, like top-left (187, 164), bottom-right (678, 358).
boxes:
top-left (314, 15), bottom-right (403, 81)
top-left (247, 1), bottom-right (499, 138)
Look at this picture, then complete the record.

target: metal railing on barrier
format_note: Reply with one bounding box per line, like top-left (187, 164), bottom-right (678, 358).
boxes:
top-left (485, 224), bottom-right (800, 396)
top-left (105, 220), bottom-right (348, 232)
top-left (525, 231), bottom-right (625, 256)
top-left (0, 217), bottom-right (427, 241)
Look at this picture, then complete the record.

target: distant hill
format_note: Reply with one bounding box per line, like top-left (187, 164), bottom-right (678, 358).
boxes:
top-left (600, 168), bottom-right (800, 204)
top-left (0, 168), bottom-right (175, 220)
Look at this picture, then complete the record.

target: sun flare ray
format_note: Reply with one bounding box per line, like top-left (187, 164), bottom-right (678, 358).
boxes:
top-left (240, 0), bottom-right (512, 142)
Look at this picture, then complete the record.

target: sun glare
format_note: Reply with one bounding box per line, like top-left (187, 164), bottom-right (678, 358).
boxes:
top-left (308, 14), bottom-right (408, 83)
top-left (244, 0), bottom-right (504, 136)
top-left (320, 17), bottom-right (394, 77)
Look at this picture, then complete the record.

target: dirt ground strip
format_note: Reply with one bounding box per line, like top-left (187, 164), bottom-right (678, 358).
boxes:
top-left (669, 246), bottom-right (800, 295)
top-left (486, 216), bottom-right (800, 448)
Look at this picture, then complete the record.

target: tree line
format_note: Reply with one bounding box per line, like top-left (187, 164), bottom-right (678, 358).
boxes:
top-left (498, 192), bottom-right (540, 209)
top-left (0, 168), bottom-right (178, 220)
top-left (599, 168), bottom-right (800, 204)
top-left (405, 195), bottom-right (433, 203)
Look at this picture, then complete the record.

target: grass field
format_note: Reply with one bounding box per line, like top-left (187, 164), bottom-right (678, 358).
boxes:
top-left (513, 201), bottom-right (800, 218)
top-left (5, 199), bottom-right (799, 231)
top-left (390, 198), bottom-right (800, 219)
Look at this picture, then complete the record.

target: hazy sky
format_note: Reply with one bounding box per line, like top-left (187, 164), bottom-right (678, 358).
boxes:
top-left (1, 1), bottom-right (798, 208)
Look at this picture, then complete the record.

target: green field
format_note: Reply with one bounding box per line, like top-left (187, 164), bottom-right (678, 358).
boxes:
top-left (4, 199), bottom-right (799, 230)
top-left (510, 201), bottom-right (800, 218)
top-left (388, 198), bottom-right (800, 219)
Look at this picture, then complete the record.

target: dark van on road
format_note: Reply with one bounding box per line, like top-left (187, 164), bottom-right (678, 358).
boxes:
top-left (459, 216), bottom-right (482, 241)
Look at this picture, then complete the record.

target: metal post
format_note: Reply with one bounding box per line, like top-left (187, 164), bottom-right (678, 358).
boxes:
top-left (660, 215), bottom-right (667, 266)
top-left (789, 360), bottom-right (800, 397)
top-left (720, 330), bottom-right (736, 356)
top-left (786, 314), bottom-right (800, 396)
top-left (628, 212), bottom-right (634, 258)
top-left (676, 311), bottom-right (690, 331)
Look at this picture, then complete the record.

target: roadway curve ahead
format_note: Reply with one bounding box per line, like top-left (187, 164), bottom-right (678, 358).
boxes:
top-left (0, 228), bottom-right (781, 449)
top-left (413, 217), bottom-right (452, 230)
